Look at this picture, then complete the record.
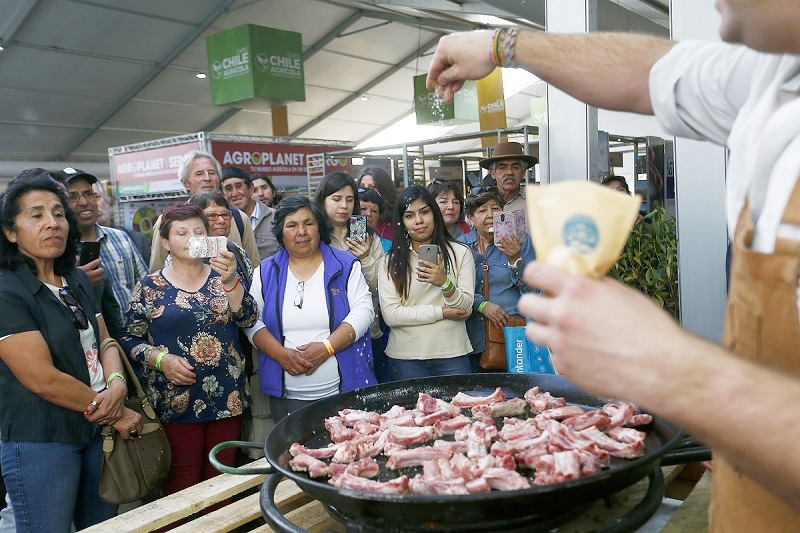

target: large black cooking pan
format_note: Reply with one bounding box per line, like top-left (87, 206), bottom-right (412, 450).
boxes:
top-left (211, 373), bottom-right (682, 530)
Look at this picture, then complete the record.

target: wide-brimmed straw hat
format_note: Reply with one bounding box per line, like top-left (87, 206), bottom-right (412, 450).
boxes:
top-left (479, 141), bottom-right (538, 169)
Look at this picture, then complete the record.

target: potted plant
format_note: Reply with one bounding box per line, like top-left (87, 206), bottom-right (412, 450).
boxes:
top-left (609, 205), bottom-right (679, 319)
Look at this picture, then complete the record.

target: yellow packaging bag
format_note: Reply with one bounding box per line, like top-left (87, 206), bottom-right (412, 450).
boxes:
top-left (526, 182), bottom-right (641, 277)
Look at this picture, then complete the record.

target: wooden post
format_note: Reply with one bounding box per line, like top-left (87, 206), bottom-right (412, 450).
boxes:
top-left (272, 105), bottom-right (289, 136)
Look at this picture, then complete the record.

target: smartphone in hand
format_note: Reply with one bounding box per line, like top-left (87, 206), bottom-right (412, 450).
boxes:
top-left (188, 236), bottom-right (227, 258)
top-left (79, 241), bottom-right (101, 266)
top-left (419, 244), bottom-right (439, 264)
top-left (493, 211), bottom-right (514, 245)
top-left (349, 215), bottom-right (367, 240)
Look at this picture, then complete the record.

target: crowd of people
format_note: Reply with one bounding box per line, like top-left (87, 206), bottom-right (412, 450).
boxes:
top-left (6, 1), bottom-right (799, 529)
top-left (0, 144), bottom-right (540, 530)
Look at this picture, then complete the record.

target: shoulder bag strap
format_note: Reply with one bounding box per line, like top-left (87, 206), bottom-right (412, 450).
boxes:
top-left (482, 262), bottom-right (490, 301)
top-left (231, 208), bottom-right (245, 239)
top-left (101, 338), bottom-right (157, 420)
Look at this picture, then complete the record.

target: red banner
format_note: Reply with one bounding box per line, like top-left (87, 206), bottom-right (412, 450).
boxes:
top-left (212, 141), bottom-right (352, 176)
top-left (112, 141), bottom-right (204, 194)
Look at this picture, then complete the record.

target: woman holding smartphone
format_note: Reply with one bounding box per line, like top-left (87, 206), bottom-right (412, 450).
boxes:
top-left (458, 188), bottom-right (536, 372)
top-left (378, 185), bottom-right (475, 381)
top-left (119, 204), bottom-right (256, 498)
top-left (314, 172), bottom-right (388, 380)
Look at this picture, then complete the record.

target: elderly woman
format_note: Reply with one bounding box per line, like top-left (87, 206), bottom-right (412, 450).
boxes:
top-left (187, 192), bottom-right (253, 288)
top-left (356, 167), bottom-right (396, 240)
top-left (457, 188), bottom-right (536, 372)
top-left (378, 185), bottom-right (475, 380)
top-left (119, 204), bottom-right (256, 496)
top-left (246, 196), bottom-right (376, 421)
top-left (358, 187), bottom-right (391, 252)
top-left (0, 170), bottom-right (142, 531)
top-left (427, 179), bottom-right (470, 239)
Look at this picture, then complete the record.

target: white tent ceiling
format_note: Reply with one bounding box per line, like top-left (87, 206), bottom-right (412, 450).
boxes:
top-left (0, 0), bottom-right (668, 179)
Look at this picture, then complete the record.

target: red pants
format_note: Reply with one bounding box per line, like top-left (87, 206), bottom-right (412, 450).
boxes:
top-left (162, 416), bottom-right (241, 496)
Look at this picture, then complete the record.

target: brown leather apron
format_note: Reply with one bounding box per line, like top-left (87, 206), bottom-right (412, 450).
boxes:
top-left (711, 184), bottom-right (800, 531)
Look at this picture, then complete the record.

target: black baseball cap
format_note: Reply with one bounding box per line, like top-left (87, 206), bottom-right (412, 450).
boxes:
top-left (62, 167), bottom-right (97, 185)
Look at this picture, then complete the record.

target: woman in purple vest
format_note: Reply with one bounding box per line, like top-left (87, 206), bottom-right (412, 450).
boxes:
top-left (245, 196), bottom-right (377, 422)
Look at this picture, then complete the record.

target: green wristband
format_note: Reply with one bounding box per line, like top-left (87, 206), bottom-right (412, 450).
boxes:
top-left (155, 350), bottom-right (168, 371)
top-left (478, 301), bottom-right (488, 313)
top-left (440, 278), bottom-right (453, 292)
top-left (106, 372), bottom-right (126, 388)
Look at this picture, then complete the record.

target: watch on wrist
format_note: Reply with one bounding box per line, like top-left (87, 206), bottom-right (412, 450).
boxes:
top-left (510, 258), bottom-right (523, 270)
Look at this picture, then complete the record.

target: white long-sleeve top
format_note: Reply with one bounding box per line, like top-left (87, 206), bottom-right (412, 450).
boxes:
top-left (378, 242), bottom-right (475, 360)
top-left (244, 261), bottom-right (374, 345)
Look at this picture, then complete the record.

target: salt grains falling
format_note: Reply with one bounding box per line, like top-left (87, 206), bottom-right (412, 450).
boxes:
top-left (430, 94), bottom-right (448, 123)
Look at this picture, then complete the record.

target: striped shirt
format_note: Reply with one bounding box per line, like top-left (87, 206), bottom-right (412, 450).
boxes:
top-left (96, 224), bottom-right (148, 320)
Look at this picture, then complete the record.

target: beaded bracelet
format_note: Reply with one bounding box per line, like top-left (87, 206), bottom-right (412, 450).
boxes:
top-left (489, 27), bottom-right (519, 68)
top-left (106, 372), bottom-right (126, 388)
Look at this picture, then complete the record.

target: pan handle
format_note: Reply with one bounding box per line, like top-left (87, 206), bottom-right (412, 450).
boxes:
top-left (209, 440), bottom-right (276, 475)
top-left (262, 473), bottom-right (308, 533)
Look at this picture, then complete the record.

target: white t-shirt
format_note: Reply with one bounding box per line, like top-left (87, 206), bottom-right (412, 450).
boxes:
top-left (45, 279), bottom-right (105, 392)
top-left (245, 257), bottom-right (374, 400)
top-left (281, 263), bottom-right (339, 400)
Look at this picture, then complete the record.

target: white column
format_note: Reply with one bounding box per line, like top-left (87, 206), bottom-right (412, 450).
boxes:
top-left (670, 0), bottom-right (729, 341)
top-left (544, 0), bottom-right (598, 183)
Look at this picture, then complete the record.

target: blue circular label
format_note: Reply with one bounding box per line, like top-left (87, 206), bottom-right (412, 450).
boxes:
top-left (562, 215), bottom-right (599, 254)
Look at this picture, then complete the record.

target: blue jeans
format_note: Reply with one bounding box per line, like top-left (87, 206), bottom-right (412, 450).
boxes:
top-left (387, 355), bottom-right (472, 382)
top-left (0, 432), bottom-right (117, 532)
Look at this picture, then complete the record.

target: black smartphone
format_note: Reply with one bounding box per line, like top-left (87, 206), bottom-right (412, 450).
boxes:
top-left (419, 244), bottom-right (439, 264)
top-left (79, 241), bottom-right (101, 266)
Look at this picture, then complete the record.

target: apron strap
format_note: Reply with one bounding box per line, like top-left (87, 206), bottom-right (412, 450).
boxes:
top-left (781, 176), bottom-right (800, 225)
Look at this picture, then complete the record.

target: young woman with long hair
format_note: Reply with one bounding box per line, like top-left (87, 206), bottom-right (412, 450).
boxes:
top-left (377, 185), bottom-right (475, 381)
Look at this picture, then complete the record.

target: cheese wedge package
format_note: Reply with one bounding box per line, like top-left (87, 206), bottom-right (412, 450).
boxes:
top-left (526, 182), bottom-right (641, 278)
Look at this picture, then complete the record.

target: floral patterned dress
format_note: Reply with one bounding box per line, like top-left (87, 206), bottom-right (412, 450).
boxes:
top-left (120, 270), bottom-right (257, 423)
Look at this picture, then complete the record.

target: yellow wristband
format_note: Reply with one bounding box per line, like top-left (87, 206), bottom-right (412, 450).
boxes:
top-left (155, 350), bottom-right (168, 371)
top-left (322, 339), bottom-right (335, 357)
top-left (106, 372), bottom-right (126, 388)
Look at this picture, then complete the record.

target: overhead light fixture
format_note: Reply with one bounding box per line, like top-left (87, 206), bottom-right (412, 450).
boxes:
top-left (196, 72), bottom-right (207, 79)
top-left (359, 95), bottom-right (369, 102)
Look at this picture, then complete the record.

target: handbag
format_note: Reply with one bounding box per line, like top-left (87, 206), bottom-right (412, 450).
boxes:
top-left (479, 264), bottom-right (526, 371)
top-left (98, 340), bottom-right (172, 504)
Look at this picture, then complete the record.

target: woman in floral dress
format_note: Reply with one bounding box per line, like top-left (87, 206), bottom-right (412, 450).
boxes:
top-left (120, 204), bottom-right (257, 496)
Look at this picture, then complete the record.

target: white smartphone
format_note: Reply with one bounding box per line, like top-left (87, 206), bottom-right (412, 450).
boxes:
top-left (188, 236), bottom-right (227, 258)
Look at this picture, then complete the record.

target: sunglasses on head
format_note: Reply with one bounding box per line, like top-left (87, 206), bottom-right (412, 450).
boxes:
top-left (59, 287), bottom-right (89, 330)
top-left (468, 186), bottom-right (499, 197)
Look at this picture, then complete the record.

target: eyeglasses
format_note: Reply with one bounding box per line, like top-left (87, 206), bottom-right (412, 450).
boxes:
top-left (205, 212), bottom-right (232, 221)
top-left (59, 287), bottom-right (89, 330)
top-left (468, 186), bottom-right (499, 197)
top-left (294, 280), bottom-right (305, 309)
top-left (68, 191), bottom-right (96, 202)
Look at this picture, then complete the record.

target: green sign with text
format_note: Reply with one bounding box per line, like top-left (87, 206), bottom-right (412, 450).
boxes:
top-left (206, 24), bottom-right (305, 106)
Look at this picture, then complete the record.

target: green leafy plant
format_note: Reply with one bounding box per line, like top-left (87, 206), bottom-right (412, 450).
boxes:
top-left (610, 205), bottom-right (679, 319)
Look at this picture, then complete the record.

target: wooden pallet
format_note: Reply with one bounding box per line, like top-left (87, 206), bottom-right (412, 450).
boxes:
top-left (79, 459), bottom-right (343, 533)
